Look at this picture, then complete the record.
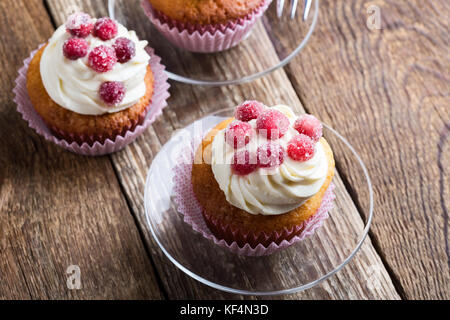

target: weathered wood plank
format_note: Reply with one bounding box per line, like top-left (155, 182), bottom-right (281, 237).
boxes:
top-left (265, 0), bottom-right (449, 299)
top-left (45, 0), bottom-right (401, 299)
top-left (0, 0), bottom-right (163, 300)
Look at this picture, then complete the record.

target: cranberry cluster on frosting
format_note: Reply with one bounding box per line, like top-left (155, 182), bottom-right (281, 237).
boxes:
top-left (62, 13), bottom-right (138, 106)
top-left (226, 101), bottom-right (323, 176)
top-left (289, 114), bottom-right (323, 161)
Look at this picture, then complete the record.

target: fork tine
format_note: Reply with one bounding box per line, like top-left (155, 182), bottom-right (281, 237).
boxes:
top-left (303, 0), bottom-right (312, 21)
top-left (290, 0), bottom-right (299, 19)
top-left (277, 0), bottom-right (285, 18)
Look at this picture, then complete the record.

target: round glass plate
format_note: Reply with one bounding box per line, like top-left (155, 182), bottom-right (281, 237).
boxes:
top-left (108, 0), bottom-right (319, 85)
top-left (144, 107), bottom-right (373, 295)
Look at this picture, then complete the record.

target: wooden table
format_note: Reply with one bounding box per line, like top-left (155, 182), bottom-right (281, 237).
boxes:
top-left (0, 0), bottom-right (448, 300)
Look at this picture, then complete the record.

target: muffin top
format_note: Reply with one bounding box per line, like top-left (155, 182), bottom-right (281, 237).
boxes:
top-left (40, 13), bottom-right (150, 116)
top-left (211, 102), bottom-right (328, 215)
top-left (148, 0), bottom-right (266, 25)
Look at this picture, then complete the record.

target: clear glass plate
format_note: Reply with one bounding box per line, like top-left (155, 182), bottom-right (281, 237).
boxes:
top-left (108, 0), bottom-right (319, 85)
top-left (144, 107), bottom-right (373, 295)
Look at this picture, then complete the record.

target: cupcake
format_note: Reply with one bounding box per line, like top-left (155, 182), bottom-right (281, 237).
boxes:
top-left (26, 13), bottom-right (155, 145)
top-left (191, 101), bottom-right (335, 248)
top-left (142, 0), bottom-right (273, 53)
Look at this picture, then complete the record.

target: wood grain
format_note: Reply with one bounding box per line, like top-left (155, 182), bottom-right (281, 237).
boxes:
top-left (44, 0), bottom-right (400, 299)
top-left (264, 0), bottom-right (449, 299)
top-left (0, 0), bottom-right (163, 300)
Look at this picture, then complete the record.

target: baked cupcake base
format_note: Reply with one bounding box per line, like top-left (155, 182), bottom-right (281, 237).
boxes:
top-left (191, 118), bottom-right (336, 248)
top-left (147, 0), bottom-right (266, 26)
top-left (26, 45), bottom-right (155, 145)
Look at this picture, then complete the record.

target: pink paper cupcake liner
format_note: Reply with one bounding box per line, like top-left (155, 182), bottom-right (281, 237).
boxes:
top-left (173, 138), bottom-right (335, 257)
top-left (13, 44), bottom-right (170, 156)
top-left (141, 0), bottom-right (273, 53)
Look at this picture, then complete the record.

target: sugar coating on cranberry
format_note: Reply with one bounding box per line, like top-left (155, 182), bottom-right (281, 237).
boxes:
top-left (225, 121), bottom-right (253, 149)
top-left (234, 100), bottom-right (264, 122)
top-left (66, 12), bottom-right (94, 38)
top-left (294, 114), bottom-right (323, 142)
top-left (63, 38), bottom-right (89, 60)
top-left (88, 45), bottom-right (117, 73)
top-left (256, 109), bottom-right (290, 140)
top-left (99, 81), bottom-right (126, 106)
top-left (232, 150), bottom-right (258, 175)
top-left (93, 18), bottom-right (118, 41)
top-left (257, 143), bottom-right (285, 168)
top-left (113, 37), bottom-right (136, 63)
top-left (287, 134), bottom-right (316, 162)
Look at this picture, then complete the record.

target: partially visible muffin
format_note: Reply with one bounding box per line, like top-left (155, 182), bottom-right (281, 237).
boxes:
top-left (143, 0), bottom-right (272, 53)
top-left (148, 0), bottom-right (266, 25)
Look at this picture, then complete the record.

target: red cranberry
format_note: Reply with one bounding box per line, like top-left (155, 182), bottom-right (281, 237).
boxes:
top-left (93, 18), bottom-right (118, 41)
top-left (234, 100), bottom-right (264, 122)
top-left (88, 45), bottom-right (117, 73)
top-left (66, 12), bottom-right (94, 38)
top-left (256, 109), bottom-right (290, 140)
top-left (225, 121), bottom-right (253, 149)
top-left (113, 37), bottom-right (136, 63)
top-left (63, 38), bottom-right (89, 60)
top-left (232, 150), bottom-right (257, 175)
top-left (99, 81), bottom-right (126, 106)
top-left (257, 143), bottom-right (285, 168)
top-left (287, 134), bottom-right (316, 162)
top-left (294, 114), bottom-right (323, 142)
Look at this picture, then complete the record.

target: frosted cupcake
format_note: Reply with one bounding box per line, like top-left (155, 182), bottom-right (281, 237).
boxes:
top-left (142, 0), bottom-right (272, 52)
top-left (191, 101), bottom-right (335, 248)
top-left (26, 13), bottom-right (154, 145)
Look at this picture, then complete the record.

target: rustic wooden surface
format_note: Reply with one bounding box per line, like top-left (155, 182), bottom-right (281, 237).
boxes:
top-left (0, 0), bottom-right (162, 300)
top-left (265, 0), bottom-right (450, 299)
top-left (0, 0), bottom-right (447, 300)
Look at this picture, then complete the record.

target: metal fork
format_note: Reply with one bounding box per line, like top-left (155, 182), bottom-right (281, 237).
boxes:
top-left (277, 0), bottom-right (312, 20)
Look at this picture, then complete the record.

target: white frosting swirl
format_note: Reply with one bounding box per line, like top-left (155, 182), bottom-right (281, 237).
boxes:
top-left (40, 21), bottom-right (150, 115)
top-left (211, 105), bottom-right (328, 215)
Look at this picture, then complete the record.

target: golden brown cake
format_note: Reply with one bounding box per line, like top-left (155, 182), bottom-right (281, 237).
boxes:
top-left (148, 0), bottom-right (266, 25)
top-left (191, 102), bottom-right (335, 247)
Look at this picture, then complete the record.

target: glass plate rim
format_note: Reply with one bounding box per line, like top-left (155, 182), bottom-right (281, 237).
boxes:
top-left (143, 107), bottom-right (374, 296)
top-left (108, 0), bottom-right (320, 86)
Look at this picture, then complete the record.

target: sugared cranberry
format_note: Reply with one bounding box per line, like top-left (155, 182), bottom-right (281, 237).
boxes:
top-left (256, 109), bottom-right (290, 140)
top-left (63, 38), bottom-right (89, 60)
top-left (99, 81), bottom-right (126, 106)
top-left (294, 114), bottom-right (323, 142)
top-left (232, 150), bottom-right (257, 175)
top-left (235, 100), bottom-right (264, 122)
top-left (113, 37), bottom-right (136, 63)
top-left (257, 143), bottom-right (285, 168)
top-left (66, 12), bottom-right (94, 38)
top-left (88, 45), bottom-right (117, 73)
top-left (93, 17), bottom-right (118, 41)
top-left (225, 121), bottom-right (253, 149)
top-left (287, 134), bottom-right (315, 162)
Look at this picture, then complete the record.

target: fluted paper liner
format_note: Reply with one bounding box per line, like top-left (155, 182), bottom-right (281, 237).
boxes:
top-left (173, 138), bottom-right (335, 256)
top-left (141, 0), bottom-right (273, 53)
top-left (14, 44), bottom-right (170, 156)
